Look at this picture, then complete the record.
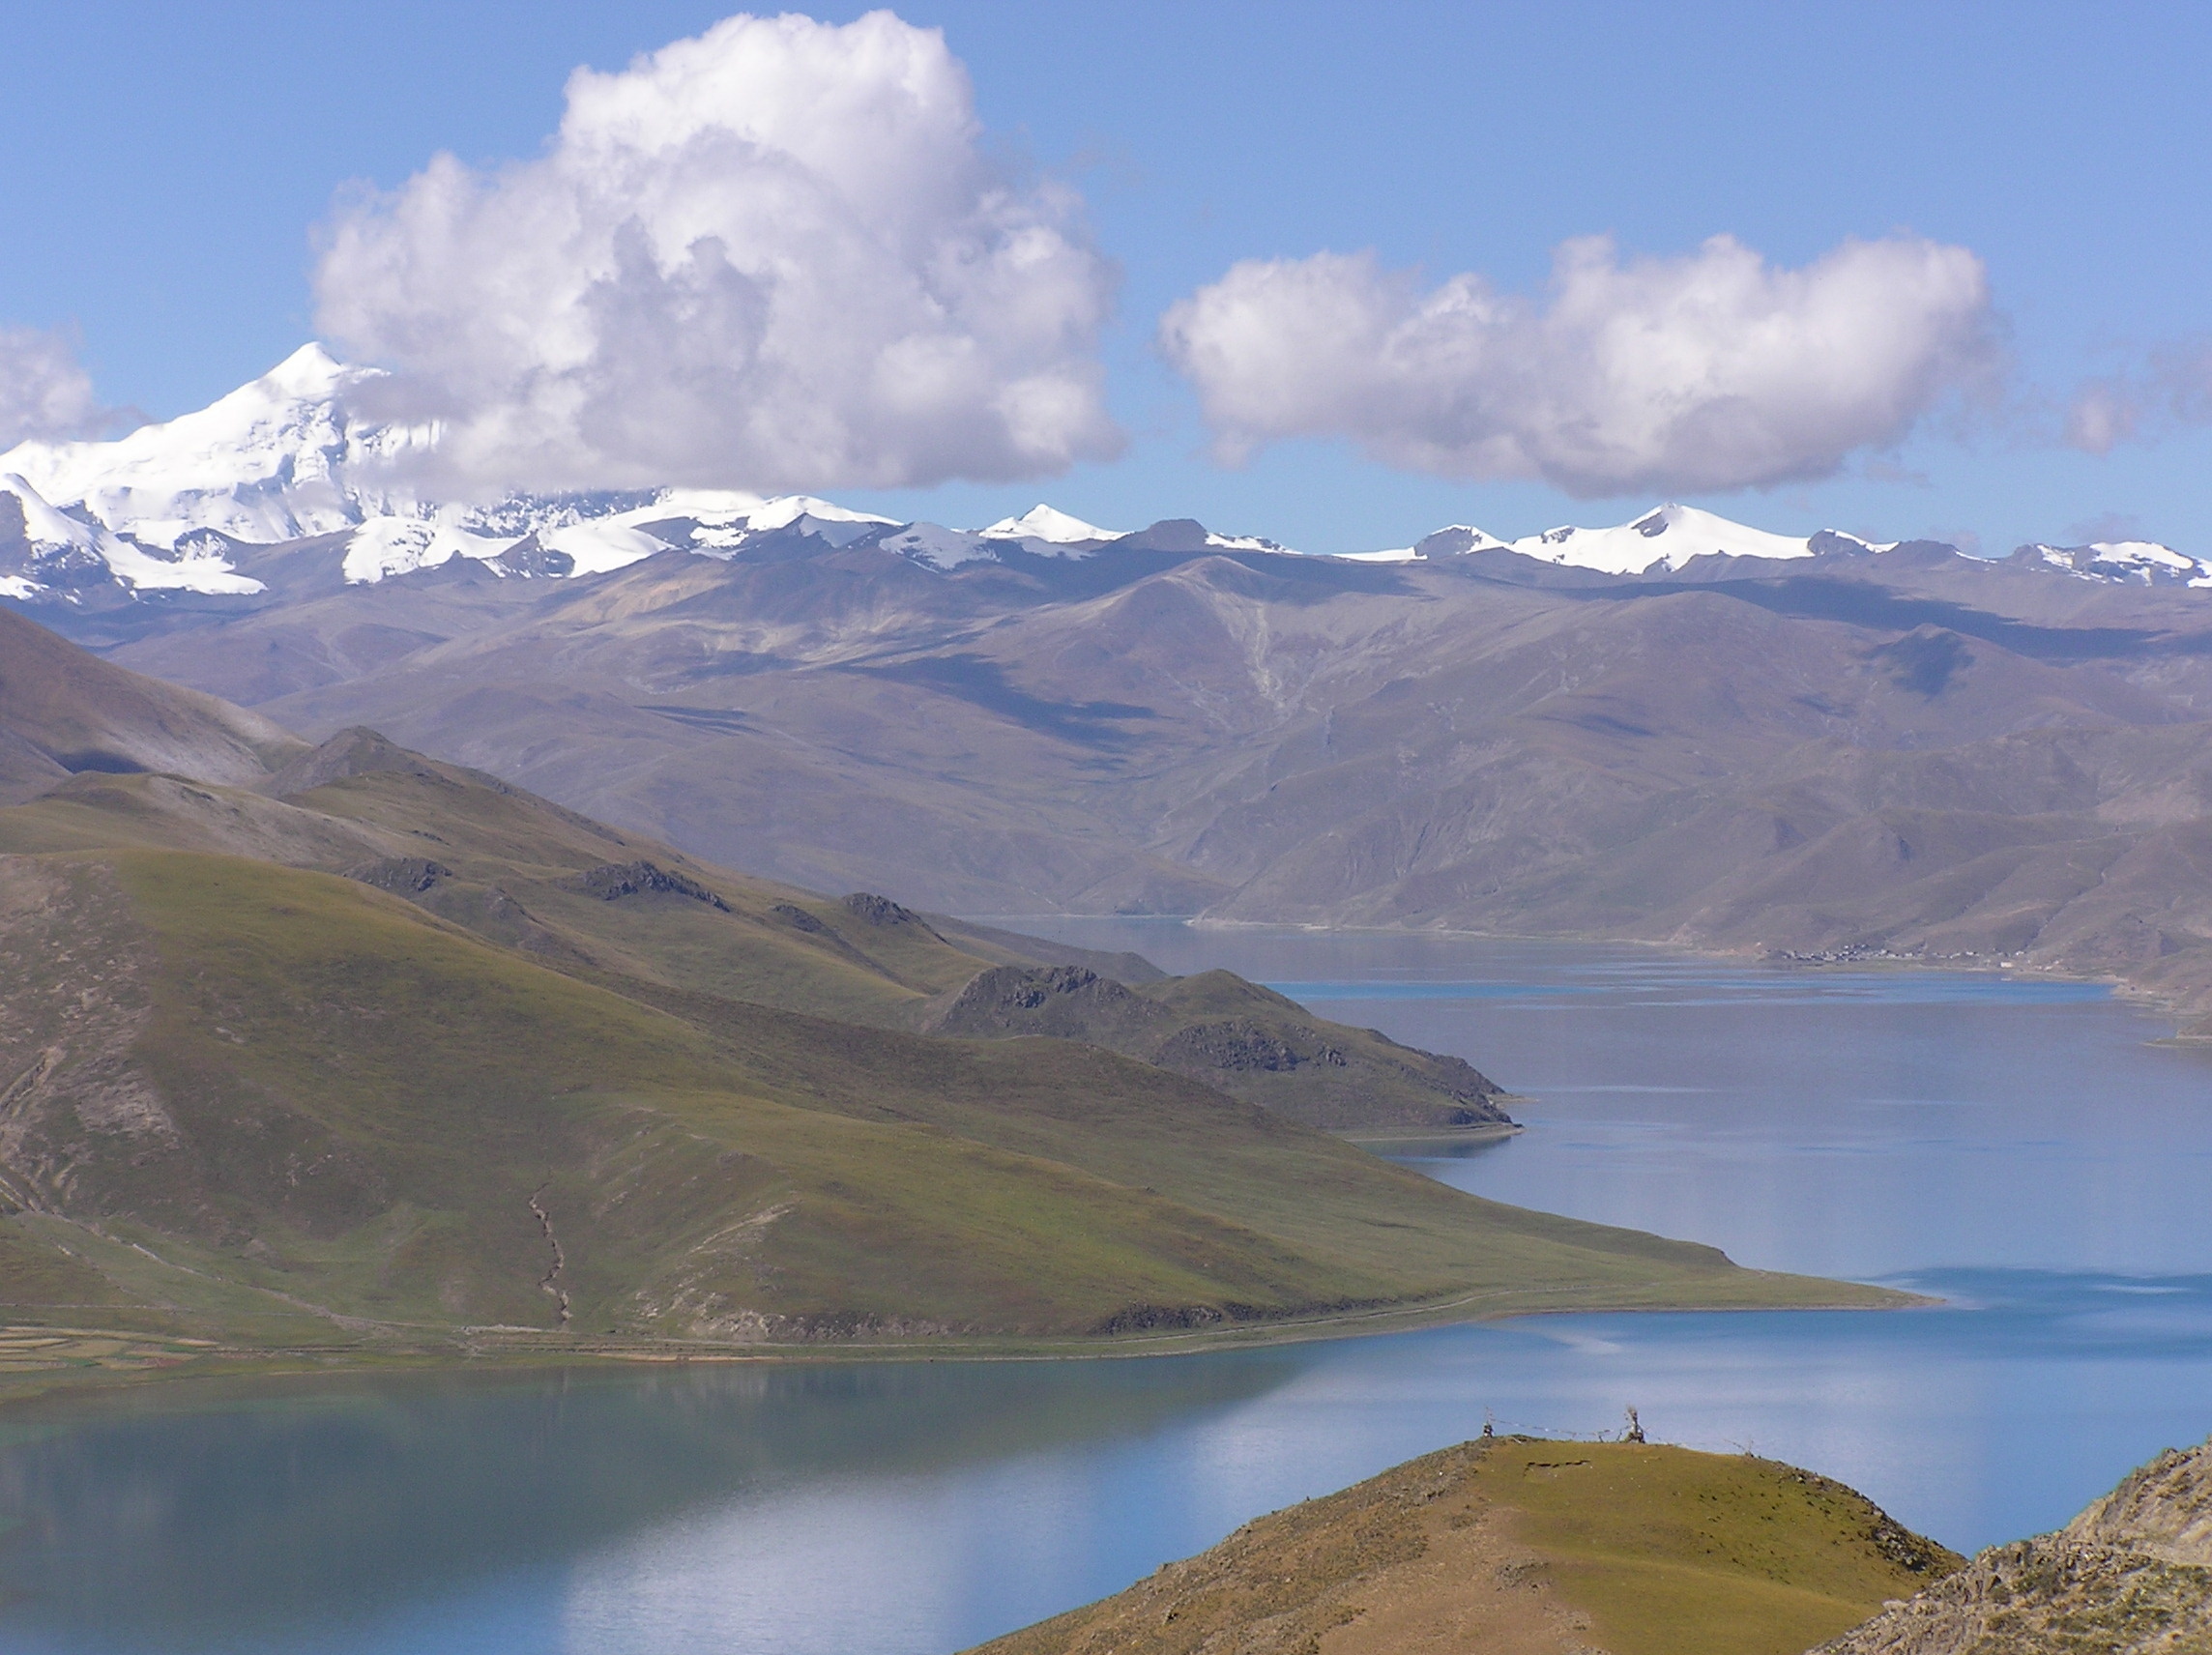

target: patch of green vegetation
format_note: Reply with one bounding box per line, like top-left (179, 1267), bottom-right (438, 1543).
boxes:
top-left (0, 1215), bottom-right (123, 1314)
top-left (1492, 1439), bottom-right (1962, 1654)
top-left (231, 759), bottom-right (994, 1023)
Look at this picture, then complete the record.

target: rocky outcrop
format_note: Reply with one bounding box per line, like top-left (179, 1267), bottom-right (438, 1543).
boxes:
top-left (571, 860), bottom-right (729, 910)
top-left (344, 857), bottom-right (451, 894)
top-left (923, 965), bottom-right (1169, 1044)
top-left (1815, 1438), bottom-right (2212, 1654)
top-left (920, 963), bottom-right (1517, 1133)
top-left (840, 890), bottom-right (942, 935)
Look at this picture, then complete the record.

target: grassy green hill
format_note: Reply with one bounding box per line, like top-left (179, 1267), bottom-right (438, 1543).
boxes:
top-left (0, 764), bottom-right (1897, 1374)
top-left (0, 843), bottom-right (1887, 1367)
top-left (972, 1436), bottom-right (1964, 1655)
top-left (0, 616), bottom-right (1906, 1374)
top-left (923, 963), bottom-right (1517, 1132)
top-left (1, 727), bottom-right (1515, 1131)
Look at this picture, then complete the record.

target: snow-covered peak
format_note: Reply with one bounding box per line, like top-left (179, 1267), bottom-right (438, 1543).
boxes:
top-left (2, 471), bottom-right (101, 555)
top-left (721, 494), bottom-right (892, 535)
top-left (980, 504), bottom-right (1119, 543)
top-left (0, 343), bottom-right (416, 550)
top-left (1334, 526), bottom-right (1510, 564)
top-left (2023, 540), bottom-right (2212, 588)
top-left (256, 341), bottom-right (354, 400)
top-left (0, 347), bottom-right (1313, 604)
top-left (880, 523), bottom-right (997, 569)
top-left (1203, 530), bottom-right (1298, 553)
top-left (1341, 506), bottom-right (1899, 574)
top-left (1520, 504), bottom-right (1820, 573)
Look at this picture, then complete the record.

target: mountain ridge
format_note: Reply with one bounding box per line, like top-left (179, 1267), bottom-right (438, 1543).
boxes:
top-left (12, 353), bottom-right (2212, 1044)
top-left (11, 346), bottom-right (2206, 617)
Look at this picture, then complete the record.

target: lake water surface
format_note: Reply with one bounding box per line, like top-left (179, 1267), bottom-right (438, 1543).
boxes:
top-left (4, 929), bottom-right (2209, 1655)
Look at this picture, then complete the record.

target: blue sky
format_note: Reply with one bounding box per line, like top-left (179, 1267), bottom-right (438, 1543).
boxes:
top-left (5, 1), bottom-right (2211, 554)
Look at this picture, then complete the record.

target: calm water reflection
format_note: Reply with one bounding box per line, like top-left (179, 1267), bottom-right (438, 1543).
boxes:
top-left (3, 929), bottom-right (2209, 1654)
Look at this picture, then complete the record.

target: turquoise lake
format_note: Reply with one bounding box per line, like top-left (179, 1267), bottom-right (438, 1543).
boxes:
top-left (3, 928), bottom-right (2208, 1654)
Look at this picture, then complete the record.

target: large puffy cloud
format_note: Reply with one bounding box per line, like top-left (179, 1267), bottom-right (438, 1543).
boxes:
top-left (0, 326), bottom-right (105, 449)
top-left (1159, 234), bottom-right (1994, 497)
top-left (313, 11), bottom-right (1121, 494)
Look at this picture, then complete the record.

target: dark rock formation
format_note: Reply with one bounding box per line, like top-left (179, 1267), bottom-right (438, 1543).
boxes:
top-left (573, 860), bottom-right (729, 910)
top-left (1818, 1437), bottom-right (2212, 1653)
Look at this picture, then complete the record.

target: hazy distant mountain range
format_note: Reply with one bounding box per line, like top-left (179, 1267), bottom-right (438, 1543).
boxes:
top-left (9, 349), bottom-right (2212, 1035)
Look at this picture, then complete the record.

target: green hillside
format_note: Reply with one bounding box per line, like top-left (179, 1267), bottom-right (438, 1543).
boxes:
top-left (0, 629), bottom-right (1906, 1376)
top-left (0, 833), bottom-right (1892, 1371)
top-left (0, 729), bottom-right (1515, 1133)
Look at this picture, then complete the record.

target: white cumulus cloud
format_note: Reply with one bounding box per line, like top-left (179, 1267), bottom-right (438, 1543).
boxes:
top-left (1159, 234), bottom-right (1994, 497)
top-left (0, 325), bottom-right (106, 449)
top-left (313, 10), bottom-right (1121, 494)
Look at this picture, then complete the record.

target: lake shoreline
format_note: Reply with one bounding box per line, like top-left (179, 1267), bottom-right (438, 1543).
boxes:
top-left (973, 913), bottom-right (2208, 1040)
top-left (0, 1268), bottom-right (1922, 1414)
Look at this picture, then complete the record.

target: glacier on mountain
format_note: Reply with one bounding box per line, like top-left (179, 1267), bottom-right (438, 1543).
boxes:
top-left (0, 348), bottom-right (1135, 595)
top-left (0, 345), bottom-right (413, 551)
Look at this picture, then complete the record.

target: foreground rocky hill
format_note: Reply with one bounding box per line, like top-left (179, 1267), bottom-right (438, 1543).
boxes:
top-left (1816, 1437), bottom-right (2212, 1654)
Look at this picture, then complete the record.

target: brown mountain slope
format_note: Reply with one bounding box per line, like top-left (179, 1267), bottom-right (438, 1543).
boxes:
top-left (81, 535), bottom-right (2212, 1032)
top-left (971, 1436), bottom-right (1961, 1655)
top-left (0, 604), bottom-right (303, 802)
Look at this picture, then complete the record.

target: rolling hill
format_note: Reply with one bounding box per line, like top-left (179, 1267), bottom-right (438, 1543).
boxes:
top-left (969, 1435), bottom-right (1964, 1655)
top-left (0, 612), bottom-right (1882, 1370)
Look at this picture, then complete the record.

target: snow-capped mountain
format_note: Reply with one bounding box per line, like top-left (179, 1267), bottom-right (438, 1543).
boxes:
top-left (0, 347), bottom-right (1153, 602)
top-left (0, 344), bottom-right (406, 552)
top-left (1339, 504), bottom-right (1893, 573)
top-left (0, 471), bottom-right (259, 602)
top-left (981, 505), bottom-right (1120, 543)
top-left (7, 346), bottom-right (2208, 611)
top-left (2014, 539), bottom-right (2212, 588)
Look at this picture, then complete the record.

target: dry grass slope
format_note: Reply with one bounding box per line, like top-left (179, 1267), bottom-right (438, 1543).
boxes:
top-left (972, 1437), bottom-right (1961, 1655)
